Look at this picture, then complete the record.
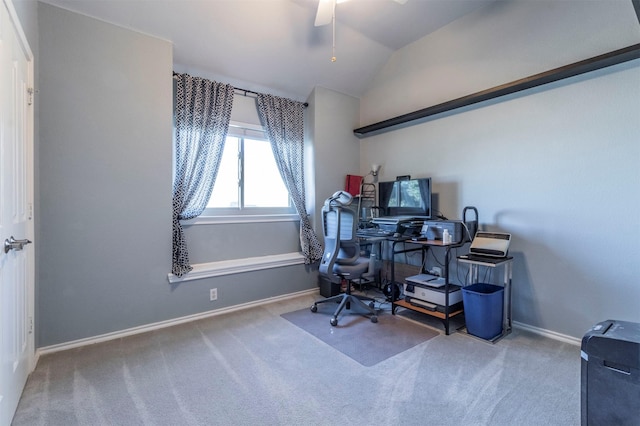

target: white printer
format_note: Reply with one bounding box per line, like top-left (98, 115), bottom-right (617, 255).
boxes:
top-left (403, 273), bottom-right (462, 311)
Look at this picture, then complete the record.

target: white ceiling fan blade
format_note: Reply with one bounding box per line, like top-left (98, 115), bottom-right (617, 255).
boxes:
top-left (314, 0), bottom-right (335, 27)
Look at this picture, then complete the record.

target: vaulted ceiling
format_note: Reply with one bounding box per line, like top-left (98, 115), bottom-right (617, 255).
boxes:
top-left (39, 0), bottom-right (496, 101)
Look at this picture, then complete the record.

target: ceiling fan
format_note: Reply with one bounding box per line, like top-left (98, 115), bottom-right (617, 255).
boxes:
top-left (314, 0), bottom-right (408, 27)
top-left (314, 0), bottom-right (408, 61)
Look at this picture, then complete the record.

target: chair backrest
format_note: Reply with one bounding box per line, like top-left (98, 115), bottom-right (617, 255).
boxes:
top-left (319, 191), bottom-right (361, 281)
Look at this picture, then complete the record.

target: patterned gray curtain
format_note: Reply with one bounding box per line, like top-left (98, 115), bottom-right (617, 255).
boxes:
top-left (256, 94), bottom-right (323, 264)
top-left (172, 73), bottom-right (234, 276)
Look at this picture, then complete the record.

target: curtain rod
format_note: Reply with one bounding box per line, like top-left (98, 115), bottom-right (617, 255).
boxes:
top-left (173, 72), bottom-right (308, 107)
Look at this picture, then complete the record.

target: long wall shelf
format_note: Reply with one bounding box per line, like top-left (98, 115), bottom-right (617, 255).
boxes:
top-left (354, 43), bottom-right (640, 138)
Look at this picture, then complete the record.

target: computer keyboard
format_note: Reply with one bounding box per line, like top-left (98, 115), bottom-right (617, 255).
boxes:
top-left (458, 254), bottom-right (511, 264)
top-left (357, 229), bottom-right (392, 237)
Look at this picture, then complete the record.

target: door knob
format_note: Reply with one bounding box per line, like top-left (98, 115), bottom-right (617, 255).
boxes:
top-left (3, 236), bottom-right (32, 254)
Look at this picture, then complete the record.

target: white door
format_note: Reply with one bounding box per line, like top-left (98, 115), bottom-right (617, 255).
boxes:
top-left (0, 0), bottom-right (34, 425)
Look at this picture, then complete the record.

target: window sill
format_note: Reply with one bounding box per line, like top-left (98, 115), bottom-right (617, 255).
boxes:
top-left (183, 214), bottom-right (300, 225)
top-left (167, 252), bottom-right (306, 283)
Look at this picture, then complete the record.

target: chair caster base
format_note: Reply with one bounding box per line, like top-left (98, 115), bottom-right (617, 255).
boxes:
top-left (330, 314), bottom-right (377, 326)
top-left (312, 294), bottom-right (379, 327)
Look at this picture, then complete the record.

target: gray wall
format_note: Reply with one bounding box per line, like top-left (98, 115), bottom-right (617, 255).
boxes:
top-left (307, 87), bottom-right (361, 239)
top-left (36, 3), bottom-right (318, 347)
top-left (30, 0), bottom-right (638, 347)
top-left (38, 3), bottom-right (173, 346)
top-left (359, 0), bottom-right (640, 339)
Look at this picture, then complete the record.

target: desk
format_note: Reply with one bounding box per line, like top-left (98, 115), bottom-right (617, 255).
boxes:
top-left (458, 255), bottom-right (513, 342)
top-left (389, 238), bottom-right (465, 335)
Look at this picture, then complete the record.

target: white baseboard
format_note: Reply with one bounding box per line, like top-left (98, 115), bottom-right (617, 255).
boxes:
top-left (513, 321), bottom-right (581, 346)
top-left (36, 291), bottom-right (581, 359)
top-left (37, 288), bottom-right (319, 357)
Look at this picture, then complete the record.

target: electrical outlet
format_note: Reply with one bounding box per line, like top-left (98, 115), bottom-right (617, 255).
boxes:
top-left (209, 288), bottom-right (218, 301)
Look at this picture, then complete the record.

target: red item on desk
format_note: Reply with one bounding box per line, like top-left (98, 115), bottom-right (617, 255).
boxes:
top-left (345, 174), bottom-right (363, 196)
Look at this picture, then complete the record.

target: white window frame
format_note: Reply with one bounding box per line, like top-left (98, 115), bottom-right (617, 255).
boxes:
top-left (184, 121), bottom-right (299, 225)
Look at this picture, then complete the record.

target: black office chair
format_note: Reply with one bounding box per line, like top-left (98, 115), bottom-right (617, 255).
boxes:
top-left (311, 191), bottom-right (378, 326)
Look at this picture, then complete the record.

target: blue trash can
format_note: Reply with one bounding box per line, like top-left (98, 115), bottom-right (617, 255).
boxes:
top-left (462, 283), bottom-right (504, 340)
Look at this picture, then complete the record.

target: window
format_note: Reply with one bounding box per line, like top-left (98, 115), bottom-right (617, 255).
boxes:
top-left (204, 125), bottom-right (294, 217)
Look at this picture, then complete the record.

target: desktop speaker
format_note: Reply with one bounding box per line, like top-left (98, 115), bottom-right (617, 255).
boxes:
top-left (383, 282), bottom-right (401, 301)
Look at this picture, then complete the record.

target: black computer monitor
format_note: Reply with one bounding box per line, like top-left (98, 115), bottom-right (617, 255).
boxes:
top-left (378, 177), bottom-right (432, 218)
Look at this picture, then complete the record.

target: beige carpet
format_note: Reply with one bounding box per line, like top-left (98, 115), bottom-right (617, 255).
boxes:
top-left (12, 294), bottom-right (581, 426)
top-left (281, 307), bottom-right (439, 366)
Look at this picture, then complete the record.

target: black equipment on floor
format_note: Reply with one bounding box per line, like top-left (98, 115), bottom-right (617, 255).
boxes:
top-left (581, 319), bottom-right (640, 425)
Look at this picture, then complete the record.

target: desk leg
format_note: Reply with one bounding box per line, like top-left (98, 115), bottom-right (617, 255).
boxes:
top-left (390, 241), bottom-right (397, 315)
top-left (443, 248), bottom-right (450, 335)
top-left (503, 263), bottom-right (512, 334)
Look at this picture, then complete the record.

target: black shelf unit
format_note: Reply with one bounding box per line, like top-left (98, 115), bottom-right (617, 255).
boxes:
top-left (389, 238), bottom-right (465, 335)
